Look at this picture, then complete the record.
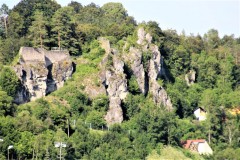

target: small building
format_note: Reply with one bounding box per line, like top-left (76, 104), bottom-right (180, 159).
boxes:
top-left (194, 107), bottom-right (207, 121)
top-left (182, 139), bottom-right (213, 155)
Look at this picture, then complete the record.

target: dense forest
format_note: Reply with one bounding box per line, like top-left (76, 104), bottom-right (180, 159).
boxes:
top-left (0, 0), bottom-right (240, 159)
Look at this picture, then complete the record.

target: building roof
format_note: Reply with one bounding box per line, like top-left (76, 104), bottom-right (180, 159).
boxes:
top-left (182, 139), bottom-right (206, 149)
top-left (195, 107), bottom-right (206, 112)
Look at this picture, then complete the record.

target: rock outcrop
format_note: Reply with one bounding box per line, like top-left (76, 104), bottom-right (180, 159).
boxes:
top-left (124, 27), bottom-right (173, 110)
top-left (185, 70), bottom-right (196, 86)
top-left (100, 44), bottom-right (128, 125)
top-left (14, 47), bottom-right (73, 104)
top-left (124, 47), bottom-right (147, 94)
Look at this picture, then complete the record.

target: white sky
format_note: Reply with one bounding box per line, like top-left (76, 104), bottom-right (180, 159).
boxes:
top-left (1, 0), bottom-right (240, 37)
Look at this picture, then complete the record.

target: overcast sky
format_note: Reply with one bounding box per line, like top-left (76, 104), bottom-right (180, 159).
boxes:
top-left (1, 0), bottom-right (239, 38)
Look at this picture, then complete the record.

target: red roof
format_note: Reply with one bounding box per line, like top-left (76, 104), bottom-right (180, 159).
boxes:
top-left (182, 139), bottom-right (206, 149)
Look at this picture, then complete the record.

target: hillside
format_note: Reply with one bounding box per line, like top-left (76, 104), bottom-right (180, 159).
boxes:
top-left (0, 1), bottom-right (240, 159)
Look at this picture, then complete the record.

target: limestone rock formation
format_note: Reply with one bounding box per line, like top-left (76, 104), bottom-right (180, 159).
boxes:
top-left (14, 47), bottom-right (73, 104)
top-left (124, 27), bottom-right (173, 110)
top-left (124, 47), bottom-right (147, 94)
top-left (104, 97), bottom-right (123, 124)
top-left (100, 47), bottom-right (128, 125)
top-left (185, 70), bottom-right (196, 86)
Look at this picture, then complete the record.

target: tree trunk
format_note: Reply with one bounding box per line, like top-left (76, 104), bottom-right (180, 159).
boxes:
top-left (32, 149), bottom-right (35, 160)
top-left (67, 119), bottom-right (69, 138)
top-left (228, 126), bottom-right (232, 145)
top-left (58, 31), bottom-right (61, 50)
top-left (208, 128), bottom-right (211, 144)
top-left (4, 17), bottom-right (7, 37)
top-left (167, 125), bottom-right (170, 145)
top-left (40, 34), bottom-right (43, 48)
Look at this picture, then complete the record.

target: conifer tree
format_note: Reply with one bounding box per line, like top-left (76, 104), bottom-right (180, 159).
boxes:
top-left (29, 11), bottom-right (47, 48)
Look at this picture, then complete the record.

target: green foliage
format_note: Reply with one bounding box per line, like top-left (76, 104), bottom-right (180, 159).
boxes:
top-left (0, 89), bottom-right (13, 116)
top-left (92, 95), bottom-right (109, 112)
top-left (106, 54), bottom-right (113, 69)
top-left (0, 67), bottom-right (20, 97)
top-left (28, 11), bottom-right (47, 48)
top-left (15, 131), bottom-right (34, 158)
top-left (0, 1), bottom-right (240, 160)
top-left (68, 1), bottom-right (82, 13)
top-left (204, 29), bottom-right (220, 49)
top-left (51, 6), bottom-right (80, 55)
top-left (82, 40), bottom-right (105, 60)
top-left (169, 45), bottom-right (190, 76)
top-left (122, 94), bottom-right (144, 119)
top-left (12, 0), bottom-right (60, 36)
top-left (147, 146), bottom-right (193, 160)
top-left (214, 148), bottom-right (240, 160)
top-left (128, 76), bottom-right (141, 94)
top-left (86, 110), bottom-right (106, 128)
top-left (142, 51), bottom-right (152, 72)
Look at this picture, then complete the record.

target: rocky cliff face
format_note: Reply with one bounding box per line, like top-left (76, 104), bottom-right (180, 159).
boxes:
top-left (99, 38), bottom-right (128, 125)
top-left (99, 28), bottom-right (172, 125)
top-left (124, 27), bottom-right (173, 110)
top-left (14, 47), bottom-right (73, 104)
top-left (101, 51), bottom-right (128, 125)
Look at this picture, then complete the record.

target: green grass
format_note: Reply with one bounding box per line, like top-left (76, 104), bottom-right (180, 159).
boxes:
top-left (147, 146), bottom-right (204, 160)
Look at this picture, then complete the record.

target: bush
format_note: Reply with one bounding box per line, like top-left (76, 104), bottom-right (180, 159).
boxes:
top-left (128, 76), bottom-right (141, 94)
top-left (86, 110), bottom-right (106, 129)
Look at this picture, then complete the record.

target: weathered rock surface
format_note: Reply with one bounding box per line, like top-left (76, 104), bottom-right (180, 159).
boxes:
top-left (14, 47), bottom-right (73, 104)
top-left (100, 45), bottom-right (128, 125)
top-left (104, 97), bottom-right (123, 124)
top-left (185, 70), bottom-right (196, 86)
top-left (124, 27), bottom-right (173, 110)
top-left (124, 47), bottom-right (147, 94)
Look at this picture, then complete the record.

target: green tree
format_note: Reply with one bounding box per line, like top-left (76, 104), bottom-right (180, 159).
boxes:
top-left (0, 67), bottom-right (20, 97)
top-left (0, 89), bottom-right (13, 116)
top-left (12, 0), bottom-right (60, 36)
top-left (86, 110), bottom-right (106, 128)
top-left (68, 1), bottom-right (83, 13)
top-left (7, 11), bottom-right (24, 37)
top-left (29, 11), bottom-right (47, 48)
top-left (204, 29), bottom-right (220, 50)
top-left (15, 131), bottom-right (34, 159)
top-left (51, 7), bottom-right (80, 55)
top-left (169, 45), bottom-right (190, 76)
top-left (0, 4), bottom-right (9, 37)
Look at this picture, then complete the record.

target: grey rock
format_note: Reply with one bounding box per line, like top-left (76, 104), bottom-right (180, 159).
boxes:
top-left (124, 47), bottom-right (147, 94)
top-left (101, 42), bottom-right (128, 125)
top-left (105, 56), bottom-right (128, 100)
top-left (14, 47), bottom-right (73, 104)
top-left (124, 27), bottom-right (173, 110)
top-left (185, 70), bottom-right (196, 86)
top-left (104, 97), bottom-right (123, 125)
top-left (98, 37), bottom-right (111, 54)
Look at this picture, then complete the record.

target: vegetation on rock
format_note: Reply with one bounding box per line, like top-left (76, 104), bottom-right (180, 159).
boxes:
top-left (0, 1), bottom-right (240, 159)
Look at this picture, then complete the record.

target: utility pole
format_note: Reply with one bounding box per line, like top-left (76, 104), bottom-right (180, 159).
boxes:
top-left (54, 142), bottom-right (66, 160)
top-left (67, 119), bottom-right (69, 138)
top-left (0, 14), bottom-right (8, 37)
top-left (59, 143), bottom-right (62, 160)
top-left (7, 145), bottom-right (13, 160)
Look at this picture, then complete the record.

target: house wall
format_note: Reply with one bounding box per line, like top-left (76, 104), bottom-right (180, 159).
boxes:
top-left (198, 142), bottom-right (213, 155)
top-left (194, 108), bottom-right (207, 121)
